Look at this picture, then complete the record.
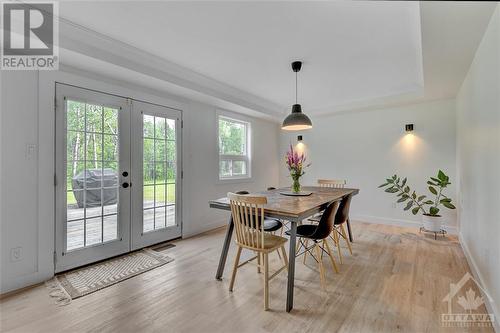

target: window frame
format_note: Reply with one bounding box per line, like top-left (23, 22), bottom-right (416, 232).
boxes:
top-left (217, 112), bottom-right (252, 181)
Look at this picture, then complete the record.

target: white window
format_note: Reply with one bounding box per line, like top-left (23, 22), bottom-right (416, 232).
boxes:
top-left (218, 115), bottom-right (251, 180)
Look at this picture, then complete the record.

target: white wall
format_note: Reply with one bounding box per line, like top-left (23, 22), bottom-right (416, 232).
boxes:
top-left (456, 5), bottom-right (500, 326)
top-left (0, 68), bottom-right (279, 293)
top-left (182, 103), bottom-right (280, 237)
top-left (280, 99), bottom-right (457, 230)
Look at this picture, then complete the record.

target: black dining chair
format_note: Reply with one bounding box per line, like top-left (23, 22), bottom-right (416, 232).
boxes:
top-left (286, 200), bottom-right (340, 289)
top-left (331, 193), bottom-right (354, 264)
top-left (307, 194), bottom-right (354, 265)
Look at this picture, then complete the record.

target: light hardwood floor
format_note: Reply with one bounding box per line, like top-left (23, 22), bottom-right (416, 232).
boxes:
top-left (0, 222), bottom-right (493, 333)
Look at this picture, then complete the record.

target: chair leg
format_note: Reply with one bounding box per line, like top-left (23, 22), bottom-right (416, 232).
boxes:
top-left (340, 224), bottom-right (353, 255)
top-left (323, 239), bottom-right (339, 274)
top-left (334, 228), bottom-right (343, 264)
top-left (263, 253), bottom-right (269, 310)
top-left (281, 246), bottom-right (288, 269)
top-left (257, 252), bottom-right (261, 273)
top-left (315, 243), bottom-right (326, 289)
top-left (303, 239), bottom-right (309, 264)
top-left (229, 246), bottom-right (242, 292)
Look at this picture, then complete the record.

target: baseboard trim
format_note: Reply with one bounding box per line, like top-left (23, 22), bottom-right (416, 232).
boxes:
top-left (458, 232), bottom-right (499, 333)
top-left (182, 218), bottom-right (227, 239)
top-left (351, 214), bottom-right (458, 235)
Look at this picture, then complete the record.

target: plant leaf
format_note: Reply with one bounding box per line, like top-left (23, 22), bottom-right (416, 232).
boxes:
top-left (427, 181), bottom-right (436, 186)
top-left (438, 170), bottom-right (447, 181)
top-left (402, 178), bottom-right (407, 186)
top-left (430, 177), bottom-right (441, 183)
top-left (386, 178), bottom-right (394, 183)
top-left (424, 200), bottom-right (434, 205)
top-left (429, 186), bottom-right (437, 195)
top-left (412, 191), bottom-right (417, 199)
top-left (429, 207), bottom-right (440, 215)
top-left (397, 197), bottom-right (407, 203)
top-left (404, 186), bottom-right (410, 193)
top-left (404, 201), bottom-right (413, 211)
top-left (440, 198), bottom-right (452, 203)
top-left (412, 207), bottom-right (420, 215)
top-left (418, 195), bottom-right (426, 201)
top-left (385, 187), bottom-right (398, 193)
top-left (378, 183), bottom-right (389, 188)
top-left (443, 202), bottom-right (456, 209)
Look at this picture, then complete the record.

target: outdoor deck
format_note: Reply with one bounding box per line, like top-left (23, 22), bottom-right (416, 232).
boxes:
top-left (66, 203), bottom-right (175, 250)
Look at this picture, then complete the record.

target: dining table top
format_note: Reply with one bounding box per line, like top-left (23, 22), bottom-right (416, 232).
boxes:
top-left (208, 186), bottom-right (359, 221)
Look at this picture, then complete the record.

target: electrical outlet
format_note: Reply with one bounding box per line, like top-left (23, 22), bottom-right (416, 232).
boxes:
top-left (10, 247), bottom-right (22, 262)
top-left (26, 144), bottom-right (36, 160)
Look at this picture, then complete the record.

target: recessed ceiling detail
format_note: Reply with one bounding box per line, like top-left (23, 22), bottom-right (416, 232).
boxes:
top-left (57, 1), bottom-right (496, 119)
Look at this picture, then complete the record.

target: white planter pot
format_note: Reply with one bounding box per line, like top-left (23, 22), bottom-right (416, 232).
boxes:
top-left (422, 214), bottom-right (443, 232)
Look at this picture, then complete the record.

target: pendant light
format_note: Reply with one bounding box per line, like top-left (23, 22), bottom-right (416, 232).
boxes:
top-left (281, 61), bottom-right (312, 131)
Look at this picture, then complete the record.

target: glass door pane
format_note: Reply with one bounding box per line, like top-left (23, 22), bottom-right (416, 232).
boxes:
top-left (65, 101), bottom-right (120, 250)
top-left (142, 115), bottom-right (177, 232)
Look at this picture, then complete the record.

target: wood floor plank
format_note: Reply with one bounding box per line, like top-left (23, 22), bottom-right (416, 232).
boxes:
top-left (0, 222), bottom-right (493, 333)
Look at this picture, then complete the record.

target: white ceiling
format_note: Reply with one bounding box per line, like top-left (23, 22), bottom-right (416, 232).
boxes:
top-left (57, 1), bottom-right (496, 118)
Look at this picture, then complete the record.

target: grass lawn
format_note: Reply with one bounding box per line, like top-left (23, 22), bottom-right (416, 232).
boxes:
top-left (67, 180), bottom-right (176, 205)
top-left (143, 181), bottom-right (176, 203)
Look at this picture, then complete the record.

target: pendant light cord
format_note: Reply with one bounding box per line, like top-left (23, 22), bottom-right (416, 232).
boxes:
top-left (295, 71), bottom-right (298, 104)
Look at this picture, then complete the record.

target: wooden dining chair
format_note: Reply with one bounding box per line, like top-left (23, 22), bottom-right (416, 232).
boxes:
top-left (286, 200), bottom-right (340, 289)
top-left (318, 179), bottom-right (346, 188)
top-left (227, 192), bottom-right (288, 310)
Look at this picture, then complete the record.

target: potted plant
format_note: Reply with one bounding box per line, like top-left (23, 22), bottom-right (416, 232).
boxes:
top-left (379, 170), bottom-right (456, 232)
top-left (285, 144), bottom-right (310, 193)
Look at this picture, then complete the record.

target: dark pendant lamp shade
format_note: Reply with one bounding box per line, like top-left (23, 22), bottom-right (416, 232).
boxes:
top-left (281, 61), bottom-right (312, 131)
top-left (282, 104), bottom-right (312, 131)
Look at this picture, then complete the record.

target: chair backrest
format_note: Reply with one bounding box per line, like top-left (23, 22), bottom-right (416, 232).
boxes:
top-left (334, 194), bottom-right (353, 225)
top-left (236, 190), bottom-right (249, 195)
top-left (318, 179), bottom-right (346, 188)
top-left (228, 192), bottom-right (267, 250)
top-left (308, 200), bottom-right (340, 240)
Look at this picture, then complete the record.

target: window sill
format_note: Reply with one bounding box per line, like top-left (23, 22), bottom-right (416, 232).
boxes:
top-left (217, 177), bottom-right (253, 185)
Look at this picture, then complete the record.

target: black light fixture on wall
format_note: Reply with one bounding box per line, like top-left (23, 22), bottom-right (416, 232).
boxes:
top-left (282, 61), bottom-right (313, 131)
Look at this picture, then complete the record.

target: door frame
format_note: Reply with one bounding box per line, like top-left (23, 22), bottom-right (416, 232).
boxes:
top-left (130, 100), bottom-right (183, 250)
top-left (54, 83), bottom-right (132, 272)
top-left (54, 83), bottom-right (183, 273)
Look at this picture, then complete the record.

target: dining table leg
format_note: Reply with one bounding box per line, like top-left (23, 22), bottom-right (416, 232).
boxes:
top-left (286, 220), bottom-right (297, 312)
top-left (346, 218), bottom-right (354, 243)
top-left (215, 215), bottom-right (234, 280)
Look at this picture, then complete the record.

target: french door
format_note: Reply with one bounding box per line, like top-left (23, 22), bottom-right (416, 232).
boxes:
top-left (55, 84), bottom-right (181, 272)
top-left (130, 101), bottom-right (182, 250)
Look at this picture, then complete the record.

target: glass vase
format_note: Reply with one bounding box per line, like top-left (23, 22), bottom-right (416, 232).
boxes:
top-left (291, 175), bottom-right (301, 193)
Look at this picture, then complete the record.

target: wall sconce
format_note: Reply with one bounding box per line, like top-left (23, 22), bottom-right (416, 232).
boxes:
top-left (405, 124), bottom-right (414, 132)
top-left (297, 135), bottom-right (303, 142)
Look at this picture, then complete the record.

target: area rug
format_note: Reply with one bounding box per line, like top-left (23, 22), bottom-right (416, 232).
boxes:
top-left (46, 249), bottom-right (173, 305)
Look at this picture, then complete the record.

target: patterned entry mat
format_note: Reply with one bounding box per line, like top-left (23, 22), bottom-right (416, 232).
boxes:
top-left (46, 249), bottom-right (173, 305)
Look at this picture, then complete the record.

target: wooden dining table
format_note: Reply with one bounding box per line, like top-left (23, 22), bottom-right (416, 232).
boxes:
top-left (208, 186), bottom-right (359, 312)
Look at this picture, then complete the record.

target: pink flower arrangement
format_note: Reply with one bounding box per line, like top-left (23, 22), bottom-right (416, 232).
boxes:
top-left (285, 144), bottom-right (310, 192)
top-left (285, 144), bottom-right (311, 177)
